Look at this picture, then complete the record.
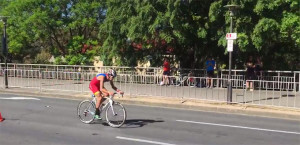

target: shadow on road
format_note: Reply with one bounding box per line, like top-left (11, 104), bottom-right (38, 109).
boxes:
top-left (92, 119), bottom-right (164, 128)
top-left (241, 94), bottom-right (296, 104)
top-left (122, 119), bottom-right (164, 128)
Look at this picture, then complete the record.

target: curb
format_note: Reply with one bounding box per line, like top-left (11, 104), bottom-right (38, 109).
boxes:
top-left (1, 89), bottom-right (300, 121)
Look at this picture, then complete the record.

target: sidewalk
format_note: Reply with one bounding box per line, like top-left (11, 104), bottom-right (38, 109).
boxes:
top-left (1, 87), bottom-right (300, 121)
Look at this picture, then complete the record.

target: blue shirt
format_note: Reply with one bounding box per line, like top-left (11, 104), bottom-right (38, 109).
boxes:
top-left (206, 60), bottom-right (215, 71)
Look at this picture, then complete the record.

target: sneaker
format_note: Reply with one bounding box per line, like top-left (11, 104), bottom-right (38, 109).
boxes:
top-left (94, 115), bottom-right (102, 120)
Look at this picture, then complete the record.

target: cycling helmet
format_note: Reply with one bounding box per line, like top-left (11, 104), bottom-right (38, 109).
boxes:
top-left (107, 69), bottom-right (117, 78)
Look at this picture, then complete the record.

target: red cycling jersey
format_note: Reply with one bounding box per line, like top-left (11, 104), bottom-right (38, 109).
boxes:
top-left (89, 73), bottom-right (109, 94)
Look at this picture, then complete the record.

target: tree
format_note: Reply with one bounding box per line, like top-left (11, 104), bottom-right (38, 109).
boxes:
top-left (0, 0), bottom-right (106, 65)
top-left (209, 0), bottom-right (299, 70)
top-left (100, 0), bottom-right (214, 68)
top-left (0, 0), bottom-right (298, 70)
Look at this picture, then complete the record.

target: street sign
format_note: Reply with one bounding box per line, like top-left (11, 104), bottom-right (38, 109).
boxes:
top-left (226, 33), bottom-right (237, 40)
top-left (227, 39), bottom-right (233, 52)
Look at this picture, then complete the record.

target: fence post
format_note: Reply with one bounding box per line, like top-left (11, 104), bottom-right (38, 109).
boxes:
top-left (220, 70), bottom-right (223, 87)
top-left (293, 72), bottom-right (295, 92)
top-left (298, 72), bottom-right (300, 92)
top-left (39, 70), bottom-right (42, 92)
top-left (81, 72), bottom-right (84, 93)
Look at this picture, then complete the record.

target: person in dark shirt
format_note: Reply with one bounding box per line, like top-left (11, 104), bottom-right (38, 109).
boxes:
top-left (255, 57), bottom-right (263, 79)
top-left (245, 56), bottom-right (255, 91)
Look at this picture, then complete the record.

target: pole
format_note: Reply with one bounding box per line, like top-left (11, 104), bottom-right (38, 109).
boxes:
top-left (3, 20), bottom-right (8, 88)
top-left (227, 13), bottom-right (233, 103)
top-left (1, 16), bottom-right (10, 89)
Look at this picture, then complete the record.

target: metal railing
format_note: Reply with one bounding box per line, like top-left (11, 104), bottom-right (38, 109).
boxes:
top-left (0, 68), bottom-right (299, 109)
top-left (0, 63), bottom-right (299, 109)
top-left (242, 80), bottom-right (299, 108)
top-left (1, 63), bottom-right (299, 88)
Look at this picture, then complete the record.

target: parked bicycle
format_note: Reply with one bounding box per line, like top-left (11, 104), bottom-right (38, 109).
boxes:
top-left (77, 92), bottom-right (126, 128)
top-left (174, 71), bottom-right (197, 87)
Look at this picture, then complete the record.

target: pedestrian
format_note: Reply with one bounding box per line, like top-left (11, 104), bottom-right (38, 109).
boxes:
top-left (161, 58), bottom-right (170, 85)
top-left (206, 57), bottom-right (215, 88)
top-left (255, 56), bottom-right (263, 79)
top-left (245, 56), bottom-right (255, 91)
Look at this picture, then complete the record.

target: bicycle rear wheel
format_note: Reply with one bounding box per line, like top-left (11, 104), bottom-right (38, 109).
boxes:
top-left (77, 100), bottom-right (95, 124)
top-left (105, 102), bottom-right (126, 128)
top-left (187, 78), bottom-right (196, 87)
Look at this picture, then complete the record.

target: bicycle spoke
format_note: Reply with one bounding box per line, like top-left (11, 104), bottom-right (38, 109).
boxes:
top-left (77, 100), bottom-right (95, 124)
top-left (105, 102), bottom-right (126, 128)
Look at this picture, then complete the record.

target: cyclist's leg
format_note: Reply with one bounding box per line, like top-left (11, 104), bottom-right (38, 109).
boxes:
top-left (93, 92), bottom-right (104, 119)
top-left (98, 90), bottom-right (108, 105)
top-left (94, 92), bottom-right (101, 109)
top-left (89, 84), bottom-right (102, 117)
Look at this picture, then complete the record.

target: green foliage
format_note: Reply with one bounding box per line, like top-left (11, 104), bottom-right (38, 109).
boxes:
top-left (1, 0), bottom-right (104, 64)
top-left (0, 0), bottom-right (298, 70)
top-left (54, 56), bottom-right (66, 65)
top-left (237, 33), bottom-right (249, 52)
top-left (280, 12), bottom-right (300, 47)
top-left (34, 49), bottom-right (51, 64)
top-left (252, 18), bottom-right (280, 51)
top-left (65, 35), bottom-right (99, 65)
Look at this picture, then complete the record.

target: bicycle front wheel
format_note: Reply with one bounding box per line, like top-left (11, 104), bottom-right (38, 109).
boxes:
top-left (105, 102), bottom-right (126, 128)
top-left (77, 100), bottom-right (95, 124)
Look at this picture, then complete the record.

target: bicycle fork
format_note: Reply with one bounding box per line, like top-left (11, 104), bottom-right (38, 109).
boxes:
top-left (109, 99), bottom-right (117, 116)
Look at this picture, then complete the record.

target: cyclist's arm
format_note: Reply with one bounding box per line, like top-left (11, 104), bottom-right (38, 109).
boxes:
top-left (110, 80), bottom-right (123, 94)
top-left (110, 80), bottom-right (119, 91)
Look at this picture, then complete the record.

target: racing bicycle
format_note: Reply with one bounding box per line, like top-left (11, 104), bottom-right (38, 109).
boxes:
top-left (77, 92), bottom-right (126, 128)
top-left (173, 72), bottom-right (197, 87)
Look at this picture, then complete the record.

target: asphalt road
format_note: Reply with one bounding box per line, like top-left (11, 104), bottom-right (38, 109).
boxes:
top-left (0, 93), bottom-right (299, 145)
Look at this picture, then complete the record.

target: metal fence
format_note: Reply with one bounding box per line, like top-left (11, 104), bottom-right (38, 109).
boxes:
top-left (0, 68), bottom-right (299, 109)
top-left (4, 69), bottom-right (41, 89)
top-left (1, 63), bottom-right (299, 86)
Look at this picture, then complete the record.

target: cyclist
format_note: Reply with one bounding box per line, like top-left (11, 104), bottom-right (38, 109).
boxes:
top-left (89, 69), bottom-right (124, 119)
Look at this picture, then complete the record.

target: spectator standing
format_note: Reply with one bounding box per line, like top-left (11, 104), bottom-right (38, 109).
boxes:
top-left (161, 58), bottom-right (170, 85)
top-left (246, 56), bottom-right (255, 91)
top-left (255, 57), bottom-right (263, 79)
top-left (206, 57), bottom-right (215, 88)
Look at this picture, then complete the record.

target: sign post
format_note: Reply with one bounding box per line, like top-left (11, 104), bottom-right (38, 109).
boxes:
top-left (226, 33), bottom-right (236, 52)
top-left (225, 4), bottom-right (239, 104)
top-left (226, 32), bottom-right (237, 103)
top-left (226, 33), bottom-right (237, 40)
top-left (227, 39), bottom-right (234, 52)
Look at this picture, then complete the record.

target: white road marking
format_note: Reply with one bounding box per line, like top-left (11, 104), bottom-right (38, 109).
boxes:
top-left (0, 97), bottom-right (40, 100)
top-left (116, 136), bottom-right (176, 145)
top-left (176, 120), bottom-right (300, 135)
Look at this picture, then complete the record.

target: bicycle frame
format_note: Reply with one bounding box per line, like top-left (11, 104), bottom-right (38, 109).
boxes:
top-left (91, 94), bottom-right (117, 115)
